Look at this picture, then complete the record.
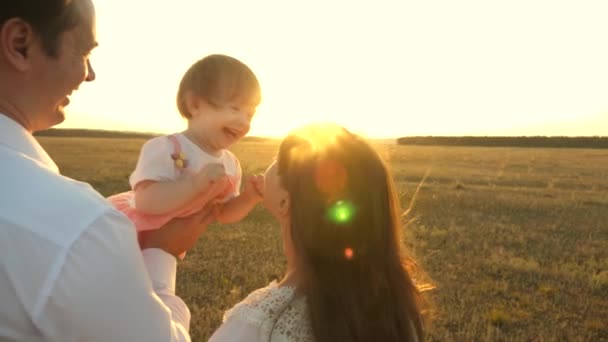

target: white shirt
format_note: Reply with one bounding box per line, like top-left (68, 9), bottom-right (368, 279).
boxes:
top-left (0, 114), bottom-right (192, 341)
top-left (129, 133), bottom-right (242, 197)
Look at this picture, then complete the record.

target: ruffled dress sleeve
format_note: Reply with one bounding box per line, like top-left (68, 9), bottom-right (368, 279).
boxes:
top-left (209, 281), bottom-right (314, 342)
top-left (129, 136), bottom-right (179, 189)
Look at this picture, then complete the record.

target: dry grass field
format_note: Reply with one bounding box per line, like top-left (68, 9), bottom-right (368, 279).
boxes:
top-left (37, 136), bottom-right (608, 341)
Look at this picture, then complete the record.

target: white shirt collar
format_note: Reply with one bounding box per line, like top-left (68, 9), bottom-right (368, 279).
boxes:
top-left (0, 113), bottom-right (59, 173)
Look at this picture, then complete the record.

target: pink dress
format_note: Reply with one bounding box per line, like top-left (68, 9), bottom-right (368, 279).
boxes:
top-left (108, 134), bottom-right (241, 250)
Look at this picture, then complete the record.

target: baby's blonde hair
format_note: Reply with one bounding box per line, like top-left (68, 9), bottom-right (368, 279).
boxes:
top-left (176, 54), bottom-right (261, 119)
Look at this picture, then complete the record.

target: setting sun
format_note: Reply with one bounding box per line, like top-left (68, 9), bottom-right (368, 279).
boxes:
top-left (61, 0), bottom-right (608, 138)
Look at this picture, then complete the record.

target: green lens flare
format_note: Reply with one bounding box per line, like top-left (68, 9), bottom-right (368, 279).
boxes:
top-left (327, 200), bottom-right (355, 224)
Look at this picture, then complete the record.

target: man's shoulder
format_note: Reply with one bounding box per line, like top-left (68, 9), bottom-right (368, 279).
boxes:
top-left (0, 147), bottom-right (120, 246)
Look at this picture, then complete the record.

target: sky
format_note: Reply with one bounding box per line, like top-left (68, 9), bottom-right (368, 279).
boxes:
top-left (60, 0), bottom-right (608, 138)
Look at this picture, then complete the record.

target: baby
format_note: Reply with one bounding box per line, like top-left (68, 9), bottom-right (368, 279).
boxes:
top-left (108, 54), bottom-right (264, 256)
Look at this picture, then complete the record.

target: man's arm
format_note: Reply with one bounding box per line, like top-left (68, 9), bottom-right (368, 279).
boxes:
top-left (33, 208), bottom-right (208, 341)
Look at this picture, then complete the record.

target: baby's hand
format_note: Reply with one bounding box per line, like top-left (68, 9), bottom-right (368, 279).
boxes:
top-left (195, 163), bottom-right (226, 188)
top-left (243, 174), bottom-right (264, 202)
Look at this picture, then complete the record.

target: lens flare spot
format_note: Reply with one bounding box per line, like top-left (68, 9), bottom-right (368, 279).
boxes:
top-left (344, 247), bottom-right (354, 260)
top-left (327, 200), bottom-right (355, 224)
top-left (315, 159), bottom-right (347, 199)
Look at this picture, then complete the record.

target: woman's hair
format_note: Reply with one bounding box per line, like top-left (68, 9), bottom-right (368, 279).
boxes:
top-left (0, 0), bottom-right (84, 57)
top-left (176, 54), bottom-right (261, 119)
top-left (277, 124), bottom-right (429, 342)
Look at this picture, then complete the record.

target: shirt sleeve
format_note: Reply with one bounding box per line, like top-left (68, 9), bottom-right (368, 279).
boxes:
top-left (130, 136), bottom-right (176, 189)
top-left (34, 208), bottom-right (191, 342)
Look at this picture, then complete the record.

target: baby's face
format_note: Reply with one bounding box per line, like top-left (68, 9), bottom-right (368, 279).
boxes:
top-left (190, 99), bottom-right (256, 150)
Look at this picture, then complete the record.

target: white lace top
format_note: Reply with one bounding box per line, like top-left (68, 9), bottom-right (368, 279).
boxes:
top-left (209, 281), bottom-right (314, 342)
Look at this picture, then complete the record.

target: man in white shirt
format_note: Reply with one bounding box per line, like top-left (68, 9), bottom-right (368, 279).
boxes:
top-left (0, 1), bottom-right (215, 341)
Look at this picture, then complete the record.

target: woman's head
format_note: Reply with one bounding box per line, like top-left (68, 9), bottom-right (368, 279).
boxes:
top-left (176, 54), bottom-right (261, 151)
top-left (264, 123), bottom-right (427, 341)
top-left (268, 124), bottom-right (399, 266)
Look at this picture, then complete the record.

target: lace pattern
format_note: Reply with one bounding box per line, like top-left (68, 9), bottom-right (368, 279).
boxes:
top-left (223, 281), bottom-right (314, 342)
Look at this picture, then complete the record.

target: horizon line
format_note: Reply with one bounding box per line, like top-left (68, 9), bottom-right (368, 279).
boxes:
top-left (41, 127), bottom-right (608, 139)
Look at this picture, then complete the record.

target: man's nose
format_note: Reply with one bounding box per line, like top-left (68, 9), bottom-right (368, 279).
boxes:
top-left (85, 59), bottom-right (96, 82)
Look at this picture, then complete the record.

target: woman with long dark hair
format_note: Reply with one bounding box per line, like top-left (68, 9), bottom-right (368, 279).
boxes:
top-left (211, 124), bottom-right (430, 342)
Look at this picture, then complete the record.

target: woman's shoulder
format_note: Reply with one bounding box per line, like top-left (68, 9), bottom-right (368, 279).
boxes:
top-left (223, 281), bottom-right (313, 341)
top-left (223, 281), bottom-right (295, 322)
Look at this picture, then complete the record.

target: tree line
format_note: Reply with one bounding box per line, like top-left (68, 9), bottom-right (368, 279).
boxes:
top-left (396, 136), bottom-right (608, 149)
top-left (34, 128), bottom-right (273, 142)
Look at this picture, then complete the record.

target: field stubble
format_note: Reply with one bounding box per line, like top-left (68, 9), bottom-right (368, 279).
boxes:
top-left (38, 137), bottom-right (608, 341)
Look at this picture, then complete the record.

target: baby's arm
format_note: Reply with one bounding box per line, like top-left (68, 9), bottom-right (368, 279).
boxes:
top-left (135, 163), bottom-right (226, 215)
top-left (215, 175), bottom-right (264, 224)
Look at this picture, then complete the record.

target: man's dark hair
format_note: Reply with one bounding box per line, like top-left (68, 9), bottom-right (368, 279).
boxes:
top-left (0, 0), bottom-right (83, 57)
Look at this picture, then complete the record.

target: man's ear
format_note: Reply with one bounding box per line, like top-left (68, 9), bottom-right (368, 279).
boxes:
top-left (1, 18), bottom-right (35, 72)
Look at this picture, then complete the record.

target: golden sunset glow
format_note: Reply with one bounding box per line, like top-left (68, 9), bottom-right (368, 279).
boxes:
top-left (60, 0), bottom-right (608, 138)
